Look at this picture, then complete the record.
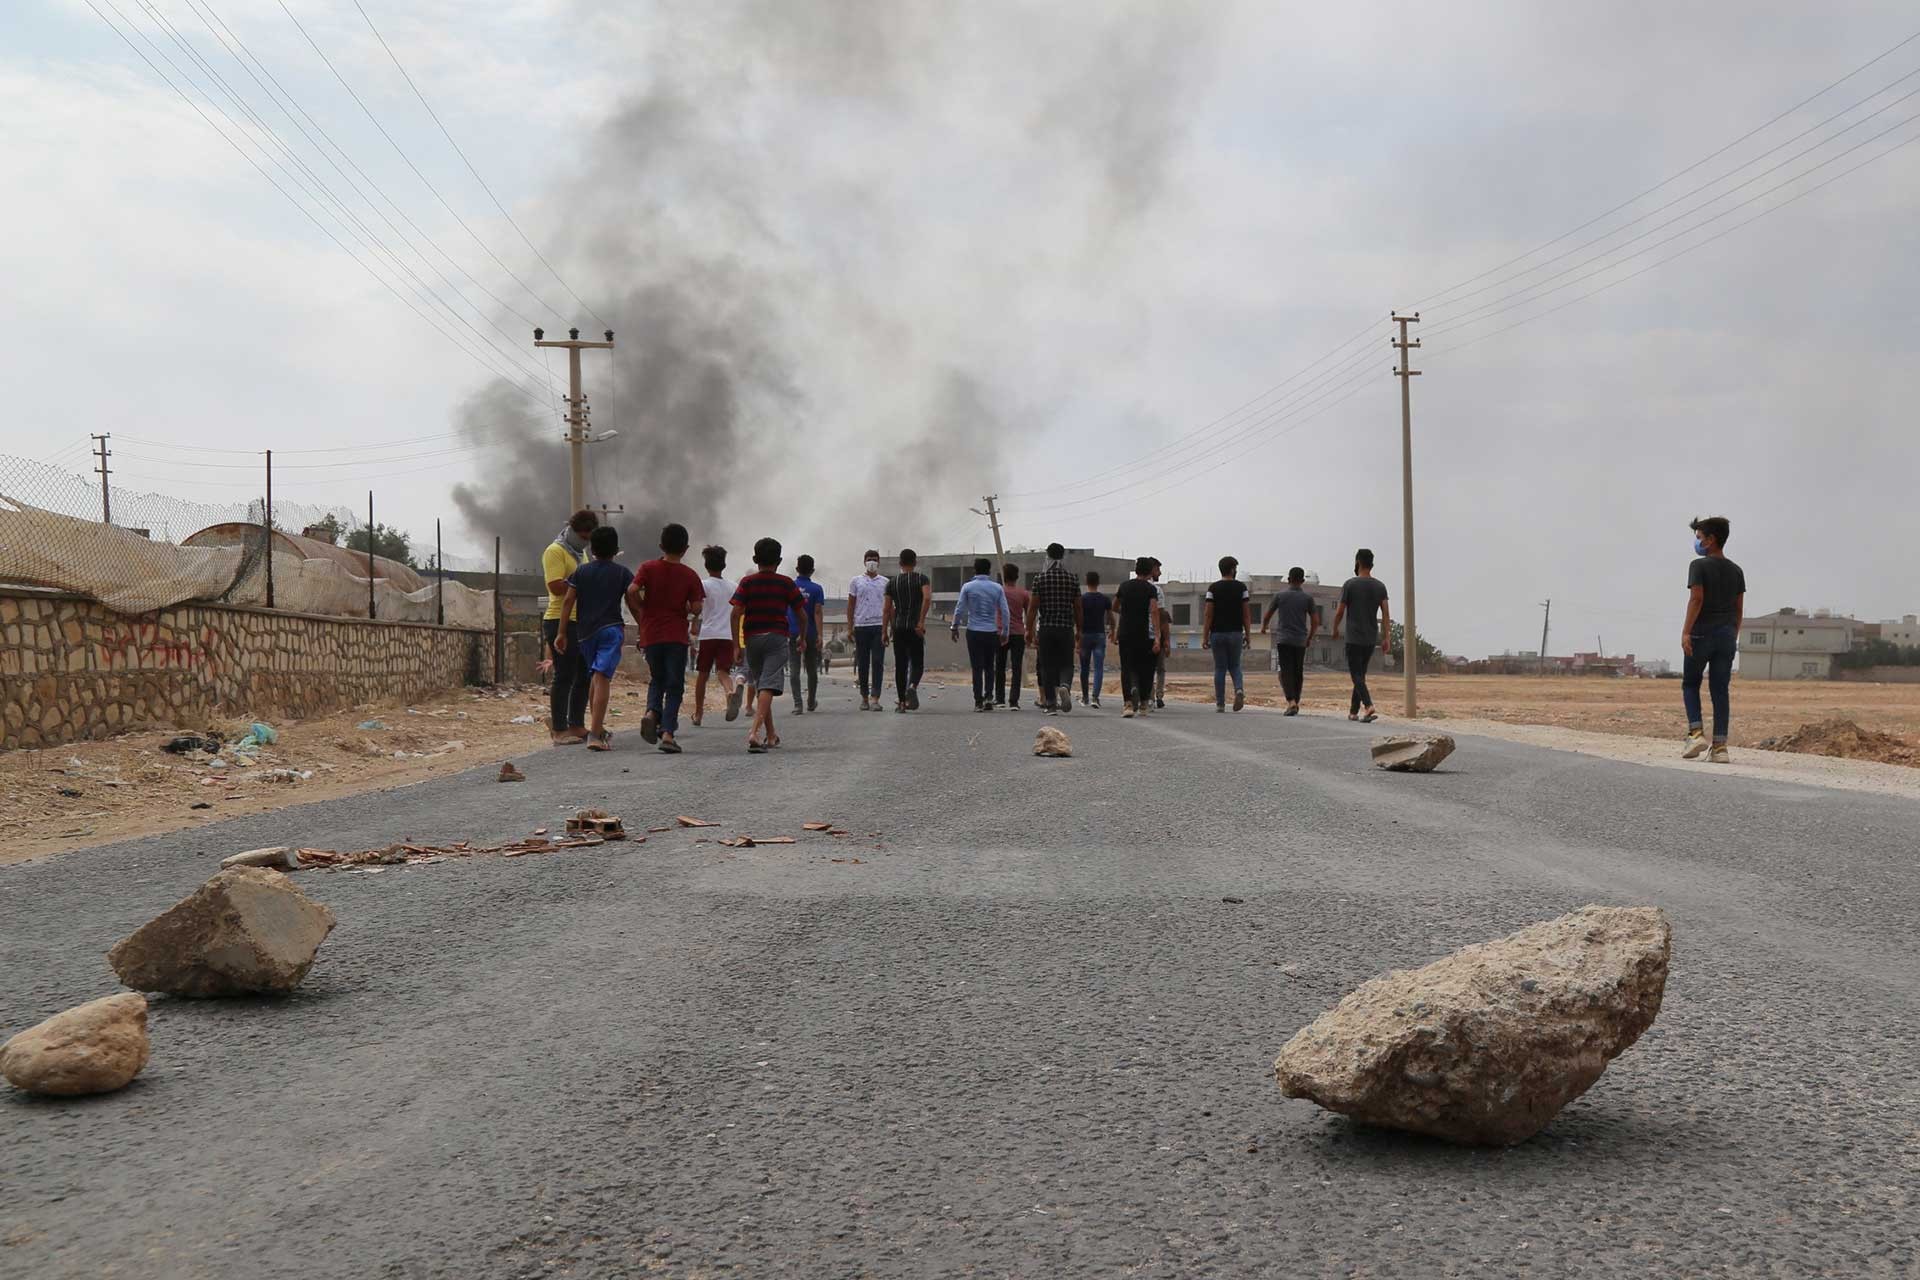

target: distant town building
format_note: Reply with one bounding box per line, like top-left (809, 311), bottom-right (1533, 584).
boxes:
top-left (1740, 607), bottom-right (1863, 680)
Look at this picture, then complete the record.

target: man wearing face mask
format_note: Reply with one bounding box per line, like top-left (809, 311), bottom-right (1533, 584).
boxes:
top-left (539, 508), bottom-right (599, 745)
top-left (1681, 515), bottom-right (1745, 764)
top-left (847, 549), bottom-right (890, 711)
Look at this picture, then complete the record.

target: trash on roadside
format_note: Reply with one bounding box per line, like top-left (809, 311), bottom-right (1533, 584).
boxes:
top-left (509, 715), bottom-right (538, 725)
top-left (567, 808), bottom-right (627, 840)
top-left (255, 768), bottom-right (310, 784)
top-left (190, 802), bottom-right (212, 810)
top-left (357, 720), bottom-right (388, 731)
top-left (163, 734), bottom-right (219, 754)
top-left (248, 722), bottom-right (278, 745)
top-left (55, 786), bottom-right (82, 798)
top-left (498, 763), bottom-right (526, 783)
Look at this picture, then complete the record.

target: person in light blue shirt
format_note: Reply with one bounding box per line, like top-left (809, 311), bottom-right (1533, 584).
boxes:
top-left (949, 557), bottom-right (1009, 711)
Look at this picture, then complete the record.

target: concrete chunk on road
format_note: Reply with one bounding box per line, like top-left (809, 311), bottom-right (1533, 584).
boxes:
top-left (108, 867), bottom-right (336, 998)
top-left (1, 993), bottom-right (150, 1096)
top-left (1272, 905), bottom-right (1671, 1146)
top-left (1371, 732), bottom-right (1456, 772)
top-left (219, 846), bottom-right (301, 871)
top-left (1033, 727), bottom-right (1073, 757)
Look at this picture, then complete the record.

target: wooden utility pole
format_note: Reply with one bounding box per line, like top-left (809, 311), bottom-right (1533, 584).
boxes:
top-left (435, 517), bottom-right (444, 626)
top-left (972, 494), bottom-right (1006, 562)
top-left (367, 491), bottom-right (377, 620)
top-left (92, 433), bottom-right (112, 523)
top-left (533, 327), bottom-right (615, 511)
top-left (1539, 598), bottom-right (1552, 673)
top-left (264, 450), bottom-right (275, 610)
top-left (1392, 313), bottom-right (1421, 718)
top-left (493, 536), bottom-right (503, 684)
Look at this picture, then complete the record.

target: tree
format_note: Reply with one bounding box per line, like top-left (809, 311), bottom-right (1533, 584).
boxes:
top-left (344, 522), bottom-right (417, 568)
top-left (1389, 621), bottom-right (1443, 665)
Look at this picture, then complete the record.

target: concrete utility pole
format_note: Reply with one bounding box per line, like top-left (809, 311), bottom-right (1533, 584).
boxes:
top-left (533, 327), bottom-right (615, 511)
top-left (1539, 598), bottom-right (1552, 673)
top-left (92, 433), bottom-right (112, 524)
top-left (1392, 313), bottom-right (1421, 718)
top-left (971, 494), bottom-right (1007, 562)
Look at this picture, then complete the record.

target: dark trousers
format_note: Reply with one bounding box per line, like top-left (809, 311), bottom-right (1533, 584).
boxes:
top-left (893, 630), bottom-right (925, 701)
top-left (1683, 624), bottom-right (1737, 740)
top-left (1079, 633), bottom-right (1106, 699)
top-left (965, 630), bottom-right (999, 705)
top-left (1346, 642), bottom-right (1376, 714)
top-left (788, 639), bottom-right (820, 710)
top-left (1119, 635), bottom-right (1156, 706)
top-left (1276, 643), bottom-right (1306, 703)
top-left (1034, 627), bottom-right (1075, 703)
top-left (853, 625), bottom-right (885, 698)
top-left (543, 618), bottom-right (588, 732)
top-left (643, 642), bottom-right (689, 735)
top-left (995, 634), bottom-right (1027, 704)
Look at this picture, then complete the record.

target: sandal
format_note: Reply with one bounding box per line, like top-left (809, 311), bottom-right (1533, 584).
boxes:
top-left (747, 740), bottom-right (768, 754)
top-left (1361, 711), bottom-right (1378, 723)
top-left (587, 731), bottom-right (613, 752)
top-left (659, 739), bottom-right (683, 754)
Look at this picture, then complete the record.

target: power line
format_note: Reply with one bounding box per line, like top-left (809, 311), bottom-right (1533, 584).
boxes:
top-left (117, 431), bottom-right (469, 454)
top-left (117, 443), bottom-right (496, 470)
top-left (1408, 24), bottom-right (1920, 310)
top-left (351, 0), bottom-right (606, 331)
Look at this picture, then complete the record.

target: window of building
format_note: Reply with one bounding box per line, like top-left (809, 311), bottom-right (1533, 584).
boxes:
top-left (931, 566), bottom-right (964, 594)
top-left (1749, 632), bottom-right (1767, 645)
top-left (1171, 603), bottom-right (1192, 625)
top-left (1801, 661), bottom-right (1822, 675)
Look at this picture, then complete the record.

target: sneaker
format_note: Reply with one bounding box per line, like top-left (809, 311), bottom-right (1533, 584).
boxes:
top-left (860, 696), bottom-right (870, 711)
top-left (1058, 687), bottom-right (1072, 713)
top-left (725, 686), bottom-right (744, 722)
top-left (640, 710), bottom-right (660, 745)
top-left (1155, 698), bottom-right (1165, 709)
top-left (1284, 705), bottom-right (1299, 717)
top-left (1122, 703), bottom-right (1136, 719)
top-left (1092, 696), bottom-right (1101, 708)
top-left (1234, 690), bottom-right (1246, 712)
top-left (808, 695), bottom-right (818, 712)
top-left (908, 687), bottom-right (920, 710)
top-left (1682, 730), bottom-right (1708, 759)
top-left (1216, 704), bottom-right (1226, 713)
top-left (1708, 744), bottom-right (1731, 764)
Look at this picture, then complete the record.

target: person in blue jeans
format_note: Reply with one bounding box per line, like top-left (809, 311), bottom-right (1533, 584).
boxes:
top-left (1079, 572), bottom-right (1112, 707)
top-left (950, 557), bottom-right (1010, 710)
top-left (1202, 555), bottom-right (1253, 712)
top-left (1680, 515), bottom-right (1745, 764)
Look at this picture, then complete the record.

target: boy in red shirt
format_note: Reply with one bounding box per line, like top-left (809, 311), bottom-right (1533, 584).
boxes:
top-left (633, 522), bottom-right (705, 754)
top-left (730, 537), bottom-right (807, 754)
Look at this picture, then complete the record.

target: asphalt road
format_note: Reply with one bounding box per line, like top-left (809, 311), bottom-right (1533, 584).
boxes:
top-left (4, 675), bottom-right (1918, 1279)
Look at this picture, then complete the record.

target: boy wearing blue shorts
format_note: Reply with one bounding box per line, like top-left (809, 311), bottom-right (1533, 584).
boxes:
top-left (554, 525), bottom-right (641, 751)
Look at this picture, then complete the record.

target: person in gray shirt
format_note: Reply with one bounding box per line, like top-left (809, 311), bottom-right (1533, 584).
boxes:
top-left (1331, 548), bottom-right (1390, 722)
top-left (1261, 566), bottom-right (1320, 716)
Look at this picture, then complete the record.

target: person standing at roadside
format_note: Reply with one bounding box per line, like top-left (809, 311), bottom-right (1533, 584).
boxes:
top-left (1331, 548), bottom-right (1390, 723)
top-left (540, 508), bottom-right (598, 745)
top-left (632, 523), bottom-right (705, 754)
top-left (691, 544), bottom-right (744, 728)
top-left (1114, 558), bottom-right (1160, 718)
top-left (1027, 543), bottom-right (1081, 714)
top-left (996, 563), bottom-right (1031, 709)
top-left (847, 550), bottom-right (889, 711)
top-left (884, 548), bottom-right (931, 711)
top-left (552, 525), bottom-right (641, 752)
top-left (789, 554), bottom-right (826, 714)
top-left (950, 557), bottom-right (1010, 710)
top-left (1149, 559), bottom-right (1170, 711)
top-left (1261, 566), bottom-right (1318, 715)
top-left (731, 538), bottom-right (808, 753)
top-left (1079, 571), bottom-right (1112, 707)
top-left (1202, 555), bottom-right (1253, 712)
top-left (1680, 515), bottom-right (1745, 764)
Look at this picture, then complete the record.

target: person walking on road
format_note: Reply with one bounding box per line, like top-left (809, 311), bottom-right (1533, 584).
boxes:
top-left (1148, 559), bottom-right (1170, 711)
top-left (1261, 566), bottom-right (1318, 715)
top-left (731, 538), bottom-right (809, 754)
top-left (1027, 543), bottom-right (1081, 714)
top-left (789, 554), bottom-right (826, 714)
top-left (1203, 555), bottom-right (1253, 712)
top-left (950, 557), bottom-right (1010, 711)
top-left (552, 525), bottom-right (641, 752)
top-left (1331, 548), bottom-right (1390, 723)
top-left (1079, 571), bottom-right (1112, 707)
top-left (995, 563), bottom-right (1031, 709)
top-left (632, 523), bottom-right (705, 754)
top-left (540, 508), bottom-right (598, 745)
top-left (1680, 515), bottom-right (1745, 764)
top-left (691, 545), bottom-right (744, 728)
top-left (1114, 559), bottom-right (1160, 718)
top-left (884, 548), bottom-right (931, 711)
top-left (848, 550), bottom-right (889, 711)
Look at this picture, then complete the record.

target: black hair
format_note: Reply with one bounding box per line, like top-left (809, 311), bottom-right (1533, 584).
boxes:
top-left (1690, 515), bottom-right (1731, 547)
top-left (898, 548), bottom-right (917, 567)
top-left (973, 556), bottom-right (993, 577)
top-left (1085, 571), bottom-right (1100, 587)
top-left (1287, 566), bottom-right (1305, 584)
top-left (1355, 548), bottom-right (1374, 569)
top-left (702, 544), bottom-right (727, 576)
top-left (1002, 562), bottom-right (1020, 583)
top-left (1219, 555), bottom-right (1238, 576)
top-left (1134, 556), bottom-right (1154, 575)
top-left (568, 508), bottom-right (600, 535)
top-left (864, 548), bottom-right (880, 561)
top-left (660, 523), bottom-right (690, 555)
top-left (796, 553), bottom-right (815, 574)
top-left (1046, 542), bottom-right (1065, 559)
top-left (754, 536), bottom-right (782, 567)
top-left (589, 526), bottom-right (619, 558)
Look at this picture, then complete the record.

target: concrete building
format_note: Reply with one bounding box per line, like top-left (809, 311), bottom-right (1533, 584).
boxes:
top-left (1740, 607), bottom-right (1862, 680)
top-left (1873, 615), bottom-right (1920, 648)
top-left (918, 548), bottom-right (1135, 619)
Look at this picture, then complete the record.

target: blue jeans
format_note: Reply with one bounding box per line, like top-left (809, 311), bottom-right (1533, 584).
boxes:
top-left (1080, 634), bottom-right (1106, 699)
top-left (854, 624), bottom-right (885, 698)
top-left (644, 642), bottom-right (688, 735)
top-left (1683, 624), bottom-right (1737, 740)
top-left (965, 630), bottom-right (1000, 704)
top-left (1211, 632), bottom-right (1245, 703)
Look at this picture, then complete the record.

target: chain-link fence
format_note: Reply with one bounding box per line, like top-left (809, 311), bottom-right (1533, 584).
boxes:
top-left (0, 451), bottom-right (497, 630)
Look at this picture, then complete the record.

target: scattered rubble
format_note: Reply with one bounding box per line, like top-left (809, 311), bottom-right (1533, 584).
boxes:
top-left (162, 733), bottom-right (221, 755)
top-left (220, 846), bottom-right (301, 871)
top-left (1754, 718), bottom-right (1920, 766)
top-left (1273, 905), bottom-right (1671, 1145)
top-left (1370, 733), bottom-right (1456, 772)
top-left (1033, 726), bottom-right (1073, 758)
top-left (498, 762), bottom-right (526, 783)
top-left (802, 822), bottom-right (833, 832)
top-left (567, 809), bottom-right (627, 840)
top-left (676, 816), bottom-right (717, 828)
top-left (0, 994), bottom-right (150, 1096)
top-left (109, 867), bottom-right (338, 998)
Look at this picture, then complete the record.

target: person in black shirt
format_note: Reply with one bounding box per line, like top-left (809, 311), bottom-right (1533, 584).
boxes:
top-left (1203, 555), bottom-right (1253, 712)
top-left (1113, 557), bottom-right (1160, 718)
top-left (884, 548), bottom-right (931, 711)
top-left (1079, 572), bottom-right (1113, 707)
top-left (1680, 515), bottom-right (1746, 763)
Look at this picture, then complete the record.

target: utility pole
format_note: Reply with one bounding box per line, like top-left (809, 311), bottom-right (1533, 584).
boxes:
top-left (971, 494), bottom-right (1006, 562)
top-left (264, 450), bottom-right (275, 610)
top-left (533, 327), bottom-right (615, 511)
top-left (366, 491), bottom-right (376, 620)
top-left (92, 433), bottom-right (112, 523)
top-left (593, 502), bottom-right (625, 525)
top-left (1539, 598), bottom-right (1551, 674)
top-left (1391, 312), bottom-right (1421, 717)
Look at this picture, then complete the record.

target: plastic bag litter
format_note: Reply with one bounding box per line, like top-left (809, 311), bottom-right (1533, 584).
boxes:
top-left (509, 715), bottom-right (538, 725)
top-left (358, 720), bottom-right (388, 731)
top-left (248, 722), bottom-right (278, 745)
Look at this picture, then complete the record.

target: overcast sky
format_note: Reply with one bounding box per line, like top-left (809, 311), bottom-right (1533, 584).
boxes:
top-left (4, 0), bottom-right (1917, 663)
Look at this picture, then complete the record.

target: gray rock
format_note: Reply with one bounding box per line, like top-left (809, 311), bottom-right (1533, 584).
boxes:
top-left (219, 846), bottom-right (300, 871)
top-left (108, 867), bottom-right (336, 998)
top-left (1371, 733), bottom-right (1456, 772)
top-left (1273, 905), bottom-right (1671, 1145)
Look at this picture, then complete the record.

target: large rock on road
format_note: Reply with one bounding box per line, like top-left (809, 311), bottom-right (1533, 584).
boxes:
top-left (1273, 905), bottom-right (1671, 1145)
top-left (108, 867), bottom-right (336, 998)
top-left (1371, 732), bottom-right (1456, 772)
top-left (1, 993), bottom-right (150, 1096)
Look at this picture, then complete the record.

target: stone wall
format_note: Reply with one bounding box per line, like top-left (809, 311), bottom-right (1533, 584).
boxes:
top-left (0, 589), bottom-right (489, 751)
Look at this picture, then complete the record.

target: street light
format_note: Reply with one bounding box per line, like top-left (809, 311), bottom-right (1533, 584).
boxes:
top-left (591, 430), bottom-right (620, 443)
